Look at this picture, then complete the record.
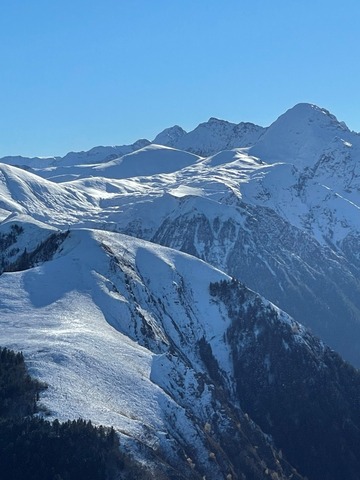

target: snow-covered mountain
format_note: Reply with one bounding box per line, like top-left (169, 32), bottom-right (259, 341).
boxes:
top-left (2, 217), bottom-right (360, 480)
top-left (2, 103), bottom-right (360, 479)
top-left (250, 103), bottom-right (355, 166)
top-left (0, 138), bottom-right (150, 171)
top-left (0, 218), bottom-right (304, 479)
top-left (1, 115), bottom-right (264, 173)
top-left (153, 117), bottom-right (265, 156)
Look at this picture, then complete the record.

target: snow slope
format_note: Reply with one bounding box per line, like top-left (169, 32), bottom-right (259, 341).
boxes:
top-left (2, 216), bottom-right (360, 479)
top-left (0, 220), bottom-right (303, 479)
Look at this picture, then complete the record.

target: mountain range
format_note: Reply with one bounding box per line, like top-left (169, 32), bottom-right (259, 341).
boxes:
top-left (1, 103), bottom-right (360, 479)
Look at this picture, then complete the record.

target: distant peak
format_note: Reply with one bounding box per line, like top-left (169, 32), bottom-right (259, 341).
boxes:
top-left (158, 125), bottom-right (186, 133)
top-left (250, 102), bottom-right (353, 168)
top-left (208, 117), bottom-right (225, 122)
top-left (132, 138), bottom-right (151, 149)
top-left (285, 103), bottom-right (327, 116)
top-left (283, 103), bottom-right (348, 129)
top-left (206, 117), bottom-right (232, 125)
top-left (152, 125), bottom-right (187, 147)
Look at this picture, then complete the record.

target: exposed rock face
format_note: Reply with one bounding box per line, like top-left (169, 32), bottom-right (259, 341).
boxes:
top-left (151, 198), bottom-right (360, 367)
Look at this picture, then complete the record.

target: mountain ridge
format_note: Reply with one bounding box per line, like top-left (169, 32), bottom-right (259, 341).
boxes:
top-left (0, 220), bottom-right (307, 479)
top-left (2, 102), bottom-right (360, 479)
top-left (2, 102), bottom-right (357, 170)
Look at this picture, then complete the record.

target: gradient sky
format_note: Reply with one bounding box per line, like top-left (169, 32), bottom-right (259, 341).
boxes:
top-left (1, 0), bottom-right (360, 157)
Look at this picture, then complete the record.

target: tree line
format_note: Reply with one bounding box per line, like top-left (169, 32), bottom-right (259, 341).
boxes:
top-left (0, 346), bottom-right (168, 480)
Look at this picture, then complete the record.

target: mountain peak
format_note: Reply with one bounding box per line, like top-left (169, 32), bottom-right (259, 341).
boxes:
top-left (152, 116), bottom-right (264, 156)
top-left (284, 103), bottom-right (348, 128)
top-left (152, 125), bottom-right (187, 147)
top-left (207, 117), bottom-right (232, 125)
top-left (250, 103), bottom-right (352, 167)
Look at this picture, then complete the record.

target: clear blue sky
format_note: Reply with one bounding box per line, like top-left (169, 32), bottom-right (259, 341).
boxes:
top-left (1, 0), bottom-right (360, 157)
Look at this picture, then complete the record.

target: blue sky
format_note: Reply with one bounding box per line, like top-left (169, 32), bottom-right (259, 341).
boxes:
top-left (1, 0), bottom-right (360, 157)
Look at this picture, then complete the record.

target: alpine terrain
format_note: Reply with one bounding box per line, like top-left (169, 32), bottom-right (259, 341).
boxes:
top-left (1, 103), bottom-right (360, 480)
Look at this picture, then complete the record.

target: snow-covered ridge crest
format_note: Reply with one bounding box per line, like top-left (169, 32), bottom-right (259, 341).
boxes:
top-left (2, 220), bottom-right (360, 479)
top-left (0, 223), bottom-right (306, 479)
top-left (0, 139), bottom-right (151, 169)
top-left (156, 117), bottom-right (266, 156)
top-left (1, 102), bottom-right (356, 173)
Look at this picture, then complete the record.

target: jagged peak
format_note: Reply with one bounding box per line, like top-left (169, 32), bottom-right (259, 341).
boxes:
top-left (197, 117), bottom-right (235, 129)
top-left (160, 124), bottom-right (186, 133)
top-left (207, 116), bottom-right (232, 124)
top-left (152, 125), bottom-right (187, 146)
